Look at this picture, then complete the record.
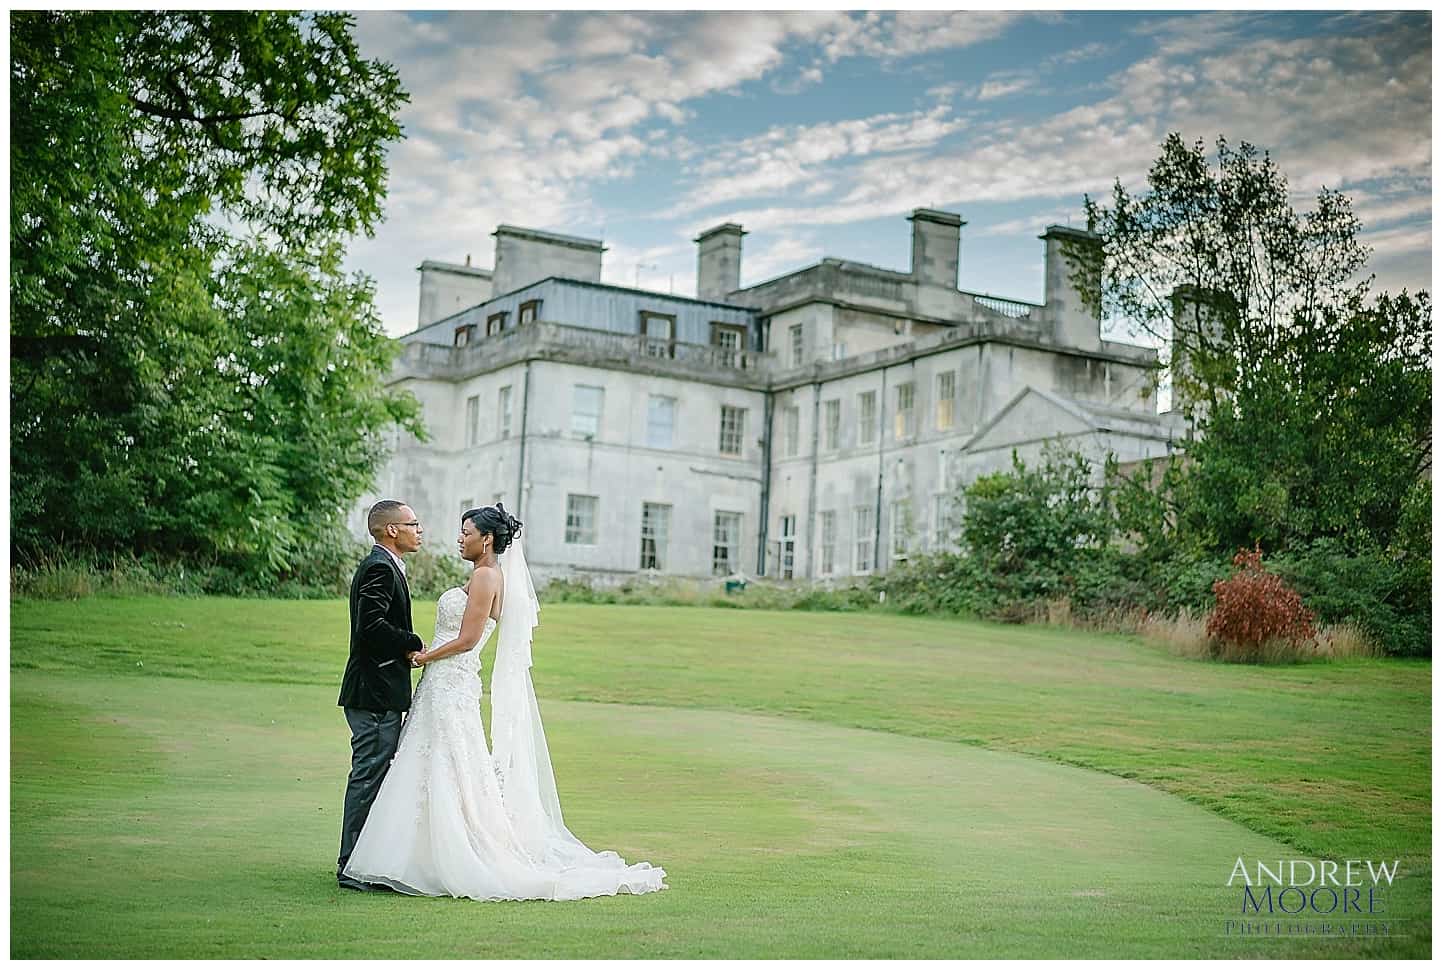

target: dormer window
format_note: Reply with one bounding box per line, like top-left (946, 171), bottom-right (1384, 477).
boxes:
top-left (518, 300), bottom-right (541, 324)
top-left (486, 312), bottom-right (507, 336)
top-left (453, 323), bottom-right (477, 347)
top-left (710, 322), bottom-right (746, 368)
top-left (640, 311), bottom-right (676, 359)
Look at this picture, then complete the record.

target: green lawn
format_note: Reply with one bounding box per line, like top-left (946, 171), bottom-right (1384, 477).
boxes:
top-left (10, 598), bottom-right (1431, 958)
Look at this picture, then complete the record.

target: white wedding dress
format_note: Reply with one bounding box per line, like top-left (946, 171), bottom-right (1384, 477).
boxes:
top-left (342, 574), bottom-right (667, 901)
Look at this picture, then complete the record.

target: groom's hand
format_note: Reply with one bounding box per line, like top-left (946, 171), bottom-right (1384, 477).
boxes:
top-left (407, 651), bottom-right (423, 668)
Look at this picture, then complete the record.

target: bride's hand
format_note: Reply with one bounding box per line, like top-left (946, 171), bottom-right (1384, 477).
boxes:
top-left (408, 651), bottom-right (426, 667)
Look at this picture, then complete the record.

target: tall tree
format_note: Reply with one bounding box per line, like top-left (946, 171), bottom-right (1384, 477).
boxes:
top-left (1069, 134), bottom-right (1370, 419)
top-left (1179, 291), bottom-right (1431, 552)
top-left (1071, 134), bottom-right (1430, 554)
top-left (12, 11), bottom-right (423, 573)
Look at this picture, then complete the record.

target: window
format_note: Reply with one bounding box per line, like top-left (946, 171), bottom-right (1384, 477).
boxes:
top-left (858, 391), bottom-right (876, 445)
top-left (934, 493), bottom-right (955, 549)
top-left (719, 405), bottom-right (746, 456)
top-left (640, 311), bottom-right (676, 358)
top-left (465, 395), bottom-right (480, 447)
top-left (713, 511), bottom-right (741, 575)
top-left (890, 500), bottom-right (913, 559)
top-left (936, 371), bottom-right (956, 430)
top-left (832, 342), bottom-right (848, 361)
top-left (895, 382), bottom-right (916, 440)
top-left (454, 324), bottom-right (476, 347)
top-left (647, 395), bottom-right (676, 449)
top-left (789, 324), bottom-right (804, 367)
top-left (565, 494), bottom-right (598, 544)
top-left (783, 406), bottom-right (800, 457)
top-left (460, 497), bottom-right (474, 516)
top-left (571, 384), bottom-right (603, 437)
top-left (640, 502), bottom-right (671, 570)
top-left (854, 506), bottom-right (874, 573)
top-left (779, 515), bottom-right (796, 579)
top-left (498, 385), bottom-right (512, 439)
top-left (486, 312), bottom-right (506, 336)
top-left (711, 323), bottom-right (746, 368)
top-left (518, 300), bottom-right (541, 324)
top-left (823, 399), bottom-right (840, 451)
top-left (819, 511), bottom-right (836, 575)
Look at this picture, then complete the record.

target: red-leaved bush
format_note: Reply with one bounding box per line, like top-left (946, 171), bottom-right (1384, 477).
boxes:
top-left (1206, 544), bottom-right (1318, 658)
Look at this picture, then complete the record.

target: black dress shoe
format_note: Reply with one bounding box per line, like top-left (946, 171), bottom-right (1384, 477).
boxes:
top-left (338, 874), bottom-right (392, 892)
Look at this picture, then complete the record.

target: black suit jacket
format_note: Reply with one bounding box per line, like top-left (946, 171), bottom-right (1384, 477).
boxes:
top-left (337, 545), bottom-right (425, 712)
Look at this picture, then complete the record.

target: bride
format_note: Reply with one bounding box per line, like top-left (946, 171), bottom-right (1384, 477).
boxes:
top-left (341, 503), bottom-right (668, 901)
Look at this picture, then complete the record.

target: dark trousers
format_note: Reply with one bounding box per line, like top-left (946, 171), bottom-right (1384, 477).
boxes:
top-left (337, 707), bottom-right (403, 877)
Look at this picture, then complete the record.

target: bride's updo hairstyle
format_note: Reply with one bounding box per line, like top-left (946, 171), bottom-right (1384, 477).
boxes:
top-left (461, 502), bottom-right (523, 555)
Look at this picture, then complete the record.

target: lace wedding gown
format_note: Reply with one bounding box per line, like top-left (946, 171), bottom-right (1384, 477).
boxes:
top-left (342, 586), bottom-right (667, 901)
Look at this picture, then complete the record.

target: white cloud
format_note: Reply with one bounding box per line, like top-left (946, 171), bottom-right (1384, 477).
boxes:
top-left (975, 75), bottom-right (1036, 101)
top-left (686, 17), bottom-right (1431, 260)
top-left (973, 209), bottom-right (1089, 238)
top-left (770, 62), bottom-right (826, 95)
top-left (1362, 223), bottom-right (1432, 258)
top-left (741, 234), bottom-right (827, 287)
top-left (345, 12), bottom-right (1429, 332)
top-left (820, 11), bottom-right (1030, 61)
top-left (670, 104), bottom-right (967, 214)
top-left (1041, 41), bottom-right (1114, 69)
top-left (1347, 188), bottom-right (1433, 232)
top-left (600, 240), bottom-right (692, 294)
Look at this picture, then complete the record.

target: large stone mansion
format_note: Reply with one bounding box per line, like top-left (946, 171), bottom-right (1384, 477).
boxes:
top-left (350, 209), bottom-right (1188, 582)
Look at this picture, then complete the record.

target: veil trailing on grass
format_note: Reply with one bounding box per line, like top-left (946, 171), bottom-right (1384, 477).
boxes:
top-left (491, 539), bottom-right (659, 888)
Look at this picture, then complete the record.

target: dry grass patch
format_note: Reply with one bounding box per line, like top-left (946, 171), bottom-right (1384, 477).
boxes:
top-left (1138, 608), bottom-right (1210, 658)
top-left (1315, 621), bottom-right (1382, 659)
top-left (1140, 609), bottom-right (1382, 663)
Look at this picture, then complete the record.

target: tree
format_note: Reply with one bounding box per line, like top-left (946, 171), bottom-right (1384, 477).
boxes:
top-left (1180, 291), bottom-right (1431, 553)
top-left (11, 11), bottom-right (423, 574)
top-left (1071, 133), bottom-right (1431, 555)
top-left (961, 442), bottom-right (1112, 601)
top-left (1099, 452), bottom-right (1190, 562)
top-left (1068, 134), bottom-right (1369, 419)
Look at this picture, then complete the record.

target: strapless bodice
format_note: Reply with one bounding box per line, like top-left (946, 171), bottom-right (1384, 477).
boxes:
top-left (420, 587), bottom-right (498, 698)
top-left (433, 586), bottom-right (498, 643)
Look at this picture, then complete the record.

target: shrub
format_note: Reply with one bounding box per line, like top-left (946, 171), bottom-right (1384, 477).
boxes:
top-left (1066, 547), bottom-right (1155, 620)
top-left (1206, 545), bottom-right (1317, 660)
top-left (961, 443), bottom-right (1111, 596)
top-left (268, 524), bottom-right (369, 598)
top-left (403, 547), bottom-right (472, 599)
top-left (877, 553), bottom-right (989, 616)
top-left (1152, 552), bottom-right (1236, 613)
top-left (10, 528), bottom-right (460, 602)
top-left (539, 578), bottom-right (614, 604)
top-left (1268, 537), bottom-right (1430, 658)
top-left (791, 582), bottom-right (879, 612)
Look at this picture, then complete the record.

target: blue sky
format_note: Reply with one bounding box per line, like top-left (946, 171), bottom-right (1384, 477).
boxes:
top-left (346, 10), bottom-right (1431, 341)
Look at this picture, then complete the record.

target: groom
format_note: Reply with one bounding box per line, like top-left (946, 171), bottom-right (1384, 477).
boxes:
top-left (336, 499), bottom-right (426, 890)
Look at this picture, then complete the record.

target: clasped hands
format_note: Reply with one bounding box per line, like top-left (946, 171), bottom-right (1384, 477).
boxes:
top-left (407, 650), bottom-right (428, 668)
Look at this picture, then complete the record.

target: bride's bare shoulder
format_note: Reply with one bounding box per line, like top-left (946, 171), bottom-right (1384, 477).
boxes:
top-left (466, 563), bottom-right (501, 595)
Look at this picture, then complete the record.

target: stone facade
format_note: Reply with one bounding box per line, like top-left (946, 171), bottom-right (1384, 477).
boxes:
top-left (352, 208), bottom-right (1189, 584)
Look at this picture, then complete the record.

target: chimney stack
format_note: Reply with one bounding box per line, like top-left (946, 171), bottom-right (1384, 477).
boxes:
top-left (1168, 284), bottom-right (1227, 421)
top-left (1040, 225), bottom-right (1102, 351)
top-left (695, 223), bottom-right (746, 301)
top-left (908, 208), bottom-right (964, 289)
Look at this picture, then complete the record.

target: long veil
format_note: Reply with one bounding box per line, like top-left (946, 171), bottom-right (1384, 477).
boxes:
top-left (491, 539), bottom-right (654, 882)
